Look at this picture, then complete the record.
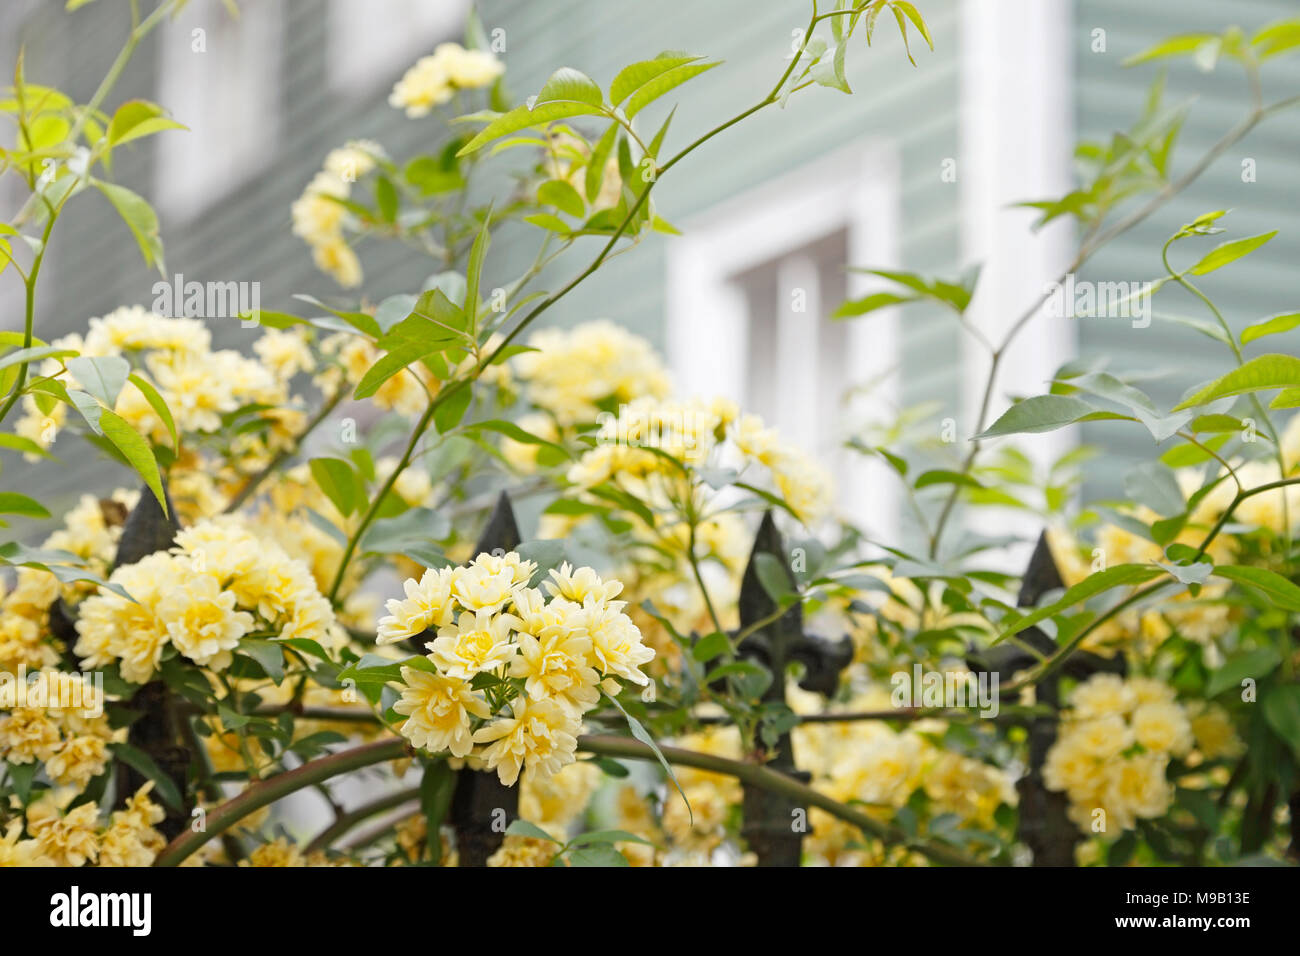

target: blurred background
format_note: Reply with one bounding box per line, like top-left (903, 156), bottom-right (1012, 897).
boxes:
top-left (3, 0), bottom-right (1298, 547)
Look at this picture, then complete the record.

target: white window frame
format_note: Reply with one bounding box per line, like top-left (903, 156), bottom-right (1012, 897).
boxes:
top-left (959, 0), bottom-right (1076, 559)
top-left (665, 140), bottom-right (902, 540)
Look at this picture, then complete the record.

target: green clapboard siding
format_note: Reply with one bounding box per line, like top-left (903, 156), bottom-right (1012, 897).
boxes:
top-left (1074, 0), bottom-right (1300, 494)
top-left (3, 0), bottom-right (1294, 517)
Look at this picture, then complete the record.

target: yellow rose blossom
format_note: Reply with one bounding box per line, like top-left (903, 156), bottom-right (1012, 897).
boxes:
top-left (0, 820), bottom-right (53, 867)
top-left (157, 573), bottom-right (255, 670)
top-left (452, 553), bottom-right (533, 612)
top-left (26, 795), bottom-right (101, 867)
top-left (376, 567), bottom-right (457, 644)
top-left (509, 629), bottom-right (602, 717)
top-left (389, 43), bottom-right (503, 118)
top-left (428, 609), bottom-right (518, 680)
top-left (472, 696), bottom-right (581, 786)
top-left (392, 666), bottom-right (490, 758)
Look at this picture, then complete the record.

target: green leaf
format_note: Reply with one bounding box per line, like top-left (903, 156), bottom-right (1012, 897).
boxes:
top-left (566, 844), bottom-right (629, 866)
top-left (128, 373), bottom-right (177, 449)
top-left (0, 345), bottom-right (76, 372)
top-left (691, 631), bottom-right (731, 663)
top-left (567, 828), bottom-right (655, 847)
top-left (976, 395), bottom-right (1127, 439)
top-left (66, 388), bottom-right (103, 434)
top-left (0, 433), bottom-right (53, 459)
top-left (1123, 462), bottom-right (1185, 517)
top-left (293, 294), bottom-right (381, 338)
top-left (1206, 647), bottom-right (1280, 697)
top-left (0, 492), bottom-right (50, 519)
top-left (434, 383), bottom-right (473, 433)
top-left (66, 354), bottom-right (129, 408)
top-left (462, 418), bottom-right (571, 461)
top-left (704, 660), bottom-right (772, 698)
top-left (1271, 388), bottom-right (1300, 410)
top-left (0, 543), bottom-right (134, 601)
top-left (361, 507), bottom-right (451, 566)
top-left (463, 211), bottom-right (492, 334)
top-left (538, 179), bottom-right (585, 218)
top-left (536, 67), bottom-right (603, 106)
top-left (753, 552), bottom-right (796, 604)
top-left (584, 123), bottom-right (619, 202)
top-left (1262, 686), bottom-right (1300, 751)
top-left (238, 638), bottom-right (285, 683)
top-left (1241, 312), bottom-right (1300, 346)
top-left (811, 39), bottom-right (851, 94)
top-left (623, 60), bottom-right (719, 119)
top-left (914, 469), bottom-right (983, 490)
top-left (353, 341), bottom-right (435, 401)
top-left (375, 175), bottom-right (398, 222)
top-left (309, 457), bottom-right (362, 517)
top-left (458, 101), bottom-right (606, 157)
top-left (1253, 19), bottom-right (1300, 60)
top-left (1188, 231), bottom-right (1276, 276)
top-left (602, 692), bottom-right (690, 822)
top-left (94, 179), bottom-right (164, 273)
top-left (106, 99), bottom-right (185, 147)
top-left (505, 819), bottom-right (561, 843)
top-left (1173, 354), bottom-right (1300, 410)
top-left (610, 55), bottom-right (702, 105)
top-left (6, 760), bottom-right (36, 803)
top-left (1124, 34), bottom-right (1219, 66)
top-left (891, 5), bottom-right (918, 65)
top-left (419, 760), bottom-right (456, 864)
top-left (995, 563), bottom-right (1164, 644)
top-left (831, 291), bottom-right (916, 318)
top-left (109, 742), bottom-right (183, 810)
top-left (1212, 565), bottom-right (1300, 612)
top-left (99, 408), bottom-right (167, 515)
top-left (893, 2), bottom-right (933, 50)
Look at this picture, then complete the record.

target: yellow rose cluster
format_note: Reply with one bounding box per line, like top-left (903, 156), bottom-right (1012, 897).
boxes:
top-left (1044, 674), bottom-right (1203, 836)
top-left (381, 553), bottom-right (654, 786)
top-left (509, 320), bottom-right (674, 429)
top-left (0, 491), bottom-right (146, 683)
top-left (13, 310), bottom-right (315, 519)
top-left (0, 672), bottom-right (120, 790)
top-left (564, 394), bottom-right (835, 526)
top-left (794, 688), bottom-right (1015, 865)
top-left (74, 517), bottom-right (338, 685)
top-left (290, 140), bottom-right (384, 288)
top-left (388, 42), bottom-right (504, 118)
top-left (0, 783), bottom-right (165, 867)
top-left (19, 308), bottom-right (302, 459)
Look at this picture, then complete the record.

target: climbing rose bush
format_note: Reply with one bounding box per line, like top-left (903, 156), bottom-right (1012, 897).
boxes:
top-left (1, 0), bottom-right (1299, 872)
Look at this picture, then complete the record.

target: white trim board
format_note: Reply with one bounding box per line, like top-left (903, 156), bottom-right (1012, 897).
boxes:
top-left (665, 140), bottom-right (903, 540)
top-left (959, 0), bottom-right (1077, 558)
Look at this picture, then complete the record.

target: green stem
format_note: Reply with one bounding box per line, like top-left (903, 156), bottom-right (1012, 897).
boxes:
top-left (1004, 475), bottom-right (1300, 690)
top-left (304, 785), bottom-right (420, 854)
top-left (327, 34), bottom-right (823, 603)
top-left (154, 723), bottom-right (995, 867)
top-left (578, 734), bottom-right (990, 867)
top-left (2, 1), bottom-right (178, 426)
top-left (1161, 237), bottom-right (1290, 553)
top-left (0, 206), bottom-right (60, 426)
top-left (153, 738), bottom-right (411, 867)
top-left (928, 92), bottom-right (1293, 559)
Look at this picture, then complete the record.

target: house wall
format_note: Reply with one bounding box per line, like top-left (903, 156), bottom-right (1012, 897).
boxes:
top-left (3, 0), bottom-right (1297, 523)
